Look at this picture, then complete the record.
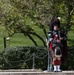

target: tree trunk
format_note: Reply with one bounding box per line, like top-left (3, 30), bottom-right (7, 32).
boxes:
top-left (20, 28), bottom-right (46, 47)
top-left (21, 29), bottom-right (38, 46)
top-left (26, 33), bottom-right (38, 46)
top-left (29, 32), bottom-right (47, 47)
top-left (42, 25), bottom-right (48, 39)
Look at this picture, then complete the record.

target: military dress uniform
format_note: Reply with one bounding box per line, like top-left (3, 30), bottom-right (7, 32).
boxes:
top-left (48, 18), bottom-right (64, 72)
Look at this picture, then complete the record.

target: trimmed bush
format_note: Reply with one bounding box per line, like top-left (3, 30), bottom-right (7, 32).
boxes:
top-left (0, 46), bottom-right (74, 70)
top-left (0, 46), bottom-right (48, 70)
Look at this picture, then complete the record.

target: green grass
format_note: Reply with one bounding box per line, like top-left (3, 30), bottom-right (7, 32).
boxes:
top-left (0, 25), bottom-right (48, 51)
top-left (67, 25), bottom-right (74, 47)
top-left (9, 26), bottom-right (47, 47)
top-left (0, 25), bottom-right (74, 52)
top-left (0, 25), bottom-right (4, 51)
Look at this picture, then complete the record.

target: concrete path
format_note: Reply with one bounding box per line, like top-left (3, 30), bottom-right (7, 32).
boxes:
top-left (0, 70), bottom-right (74, 75)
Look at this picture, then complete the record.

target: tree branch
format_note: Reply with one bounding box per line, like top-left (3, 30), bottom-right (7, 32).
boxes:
top-left (65, 5), bottom-right (73, 34)
top-left (70, 8), bottom-right (74, 16)
top-left (20, 29), bottom-right (38, 46)
top-left (41, 25), bottom-right (48, 39)
top-left (29, 32), bottom-right (47, 47)
top-left (20, 28), bottom-right (46, 47)
top-left (26, 33), bottom-right (38, 46)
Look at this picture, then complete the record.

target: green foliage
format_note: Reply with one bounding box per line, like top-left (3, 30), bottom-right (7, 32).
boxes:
top-left (0, 46), bottom-right (74, 70)
top-left (0, 0), bottom-right (74, 70)
top-left (0, 46), bottom-right (48, 69)
top-left (0, 0), bottom-right (74, 46)
top-left (0, 0), bottom-right (74, 33)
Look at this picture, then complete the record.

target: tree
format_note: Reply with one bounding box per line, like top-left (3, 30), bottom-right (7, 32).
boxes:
top-left (0, 0), bottom-right (74, 46)
top-left (50, 0), bottom-right (74, 32)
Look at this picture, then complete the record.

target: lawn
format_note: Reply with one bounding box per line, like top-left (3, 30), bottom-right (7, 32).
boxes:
top-left (0, 25), bottom-right (48, 51)
top-left (0, 25), bottom-right (74, 52)
top-left (67, 25), bottom-right (74, 47)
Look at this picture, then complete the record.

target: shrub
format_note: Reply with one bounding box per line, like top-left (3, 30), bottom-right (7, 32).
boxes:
top-left (0, 46), bottom-right (48, 70)
top-left (0, 46), bottom-right (74, 70)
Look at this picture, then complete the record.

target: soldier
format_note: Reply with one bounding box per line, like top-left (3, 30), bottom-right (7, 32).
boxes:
top-left (48, 18), bottom-right (64, 72)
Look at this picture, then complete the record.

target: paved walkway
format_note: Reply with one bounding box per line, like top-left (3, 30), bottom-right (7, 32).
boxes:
top-left (0, 70), bottom-right (74, 75)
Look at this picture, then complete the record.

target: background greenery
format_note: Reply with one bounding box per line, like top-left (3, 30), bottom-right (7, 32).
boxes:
top-left (0, 25), bottom-right (74, 50)
top-left (0, 25), bottom-right (74, 70)
top-left (0, 0), bottom-right (74, 70)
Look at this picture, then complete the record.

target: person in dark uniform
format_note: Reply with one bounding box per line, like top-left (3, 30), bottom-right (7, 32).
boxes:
top-left (47, 18), bottom-right (67, 72)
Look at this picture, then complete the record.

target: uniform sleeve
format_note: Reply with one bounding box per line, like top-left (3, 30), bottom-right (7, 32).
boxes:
top-left (52, 40), bottom-right (57, 43)
top-left (60, 31), bottom-right (64, 38)
top-left (47, 31), bottom-right (53, 44)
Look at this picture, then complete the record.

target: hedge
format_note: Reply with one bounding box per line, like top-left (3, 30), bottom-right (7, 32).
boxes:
top-left (0, 46), bottom-right (48, 70)
top-left (0, 46), bottom-right (74, 70)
